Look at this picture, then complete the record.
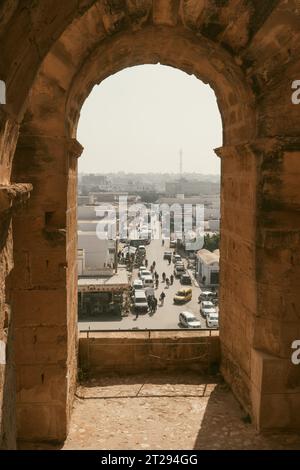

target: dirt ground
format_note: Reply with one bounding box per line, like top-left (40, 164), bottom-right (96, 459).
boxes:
top-left (19, 372), bottom-right (300, 450)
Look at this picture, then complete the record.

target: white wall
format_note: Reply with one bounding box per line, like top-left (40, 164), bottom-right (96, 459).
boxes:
top-left (78, 205), bottom-right (98, 220)
top-left (197, 260), bottom-right (219, 286)
top-left (78, 232), bottom-right (115, 275)
top-left (209, 219), bottom-right (220, 231)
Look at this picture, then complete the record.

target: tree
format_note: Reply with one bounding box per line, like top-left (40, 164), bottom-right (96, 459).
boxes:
top-left (203, 233), bottom-right (220, 252)
top-left (137, 191), bottom-right (159, 204)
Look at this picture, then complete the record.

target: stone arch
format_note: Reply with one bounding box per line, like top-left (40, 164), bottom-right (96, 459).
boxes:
top-left (11, 21), bottom-right (258, 442)
top-left (0, 0), bottom-right (298, 446)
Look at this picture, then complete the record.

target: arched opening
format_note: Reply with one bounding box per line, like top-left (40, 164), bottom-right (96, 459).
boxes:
top-left (6, 5), bottom-right (299, 443)
top-left (10, 24), bottom-right (258, 443)
top-left (76, 64), bottom-right (222, 331)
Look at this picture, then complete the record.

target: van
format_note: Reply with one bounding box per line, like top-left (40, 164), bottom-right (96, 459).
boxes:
top-left (206, 312), bottom-right (219, 329)
top-left (173, 288), bottom-right (192, 304)
top-left (134, 290), bottom-right (148, 311)
top-left (143, 275), bottom-right (154, 288)
top-left (179, 311), bottom-right (201, 329)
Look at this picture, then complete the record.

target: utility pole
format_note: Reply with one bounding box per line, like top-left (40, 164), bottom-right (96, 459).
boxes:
top-left (179, 148), bottom-right (183, 179)
top-left (114, 237), bottom-right (119, 273)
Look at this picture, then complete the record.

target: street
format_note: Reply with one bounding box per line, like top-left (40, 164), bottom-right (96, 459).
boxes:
top-left (79, 237), bottom-right (208, 331)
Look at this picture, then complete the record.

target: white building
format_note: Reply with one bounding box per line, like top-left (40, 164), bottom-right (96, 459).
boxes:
top-left (77, 205), bottom-right (116, 276)
top-left (77, 231), bottom-right (116, 276)
top-left (196, 249), bottom-right (220, 286)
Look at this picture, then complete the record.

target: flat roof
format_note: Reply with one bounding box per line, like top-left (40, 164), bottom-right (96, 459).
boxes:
top-left (78, 269), bottom-right (129, 292)
top-left (197, 249), bottom-right (219, 265)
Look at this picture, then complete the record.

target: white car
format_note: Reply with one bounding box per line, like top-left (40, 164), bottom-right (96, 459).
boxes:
top-left (134, 290), bottom-right (148, 311)
top-left (206, 312), bottom-right (219, 329)
top-left (179, 311), bottom-right (201, 329)
top-left (138, 245), bottom-right (146, 255)
top-left (198, 290), bottom-right (217, 302)
top-left (173, 254), bottom-right (182, 263)
top-left (140, 270), bottom-right (152, 281)
top-left (132, 279), bottom-right (144, 290)
top-left (138, 266), bottom-right (147, 278)
top-left (143, 275), bottom-right (154, 288)
top-left (200, 301), bottom-right (216, 317)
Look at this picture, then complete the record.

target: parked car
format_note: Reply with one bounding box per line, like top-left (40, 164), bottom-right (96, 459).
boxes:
top-left (132, 279), bottom-right (144, 291)
top-left (144, 287), bottom-right (155, 299)
top-left (198, 290), bottom-right (216, 302)
top-left (173, 288), bottom-right (192, 304)
top-left (140, 270), bottom-right (152, 281)
top-left (133, 290), bottom-right (148, 311)
top-left (200, 301), bottom-right (217, 318)
top-left (206, 312), bottom-right (219, 329)
top-left (174, 265), bottom-right (186, 278)
top-left (170, 239), bottom-right (177, 248)
top-left (173, 254), bottom-right (182, 263)
top-left (180, 273), bottom-right (192, 285)
top-left (138, 266), bottom-right (147, 278)
top-left (179, 311), bottom-right (201, 329)
top-left (143, 275), bottom-right (154, 288)
top-left (187, 259), bottom-right (195, 269)
top-left (138, 245), bottom-right (146, 255)
top-left (163, 251), bottom-right (172, 261)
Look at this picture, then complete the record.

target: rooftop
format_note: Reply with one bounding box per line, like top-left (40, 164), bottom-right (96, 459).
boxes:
top-left (197, 249), bottom-right (219, 265)
top-left (78, 269), bottom-right (129, 292)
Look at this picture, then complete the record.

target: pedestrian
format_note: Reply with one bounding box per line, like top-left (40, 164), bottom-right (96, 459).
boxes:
top-left (135, 310), bottom-right (139, 320)
top-left (170, 274), bottom-right (174, 285)
top-left (168, 258), bottom-right (171, 265)
top-left (159, 291), bottom-right (166, 306)
top-left (155, 279), bottom-right (159, 289)
top-left (153, 261), bottom-right (156, 269)
top-left (145, 259), bottom-right (148, 267)
top-left (150, 265), bottom-right (154, 273)
top-left (166, 278), bottom-right (170, 288)
top-left (162, 272), bottom-right (166, 282)
top-left (162, 239), bottom-right (164, 246)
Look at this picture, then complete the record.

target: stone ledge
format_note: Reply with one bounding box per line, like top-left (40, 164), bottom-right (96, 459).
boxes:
top-left (0, 184), bottom-right (33, 212)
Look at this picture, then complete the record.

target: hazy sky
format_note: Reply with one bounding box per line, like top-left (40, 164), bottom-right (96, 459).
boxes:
top-left (78, 65), bottom-right (222, 175)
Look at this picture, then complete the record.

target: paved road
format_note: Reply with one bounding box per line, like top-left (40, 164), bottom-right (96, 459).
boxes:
top-left (79, 236), bottom-right (207, 331)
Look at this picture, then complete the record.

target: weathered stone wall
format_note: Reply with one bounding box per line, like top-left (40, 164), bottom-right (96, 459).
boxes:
top-left (0, 105), bottom-right (32, 449)
top-left (79, 331), bottom-right (220, 376)
top-left (0, 0), bottom-right (299, 444)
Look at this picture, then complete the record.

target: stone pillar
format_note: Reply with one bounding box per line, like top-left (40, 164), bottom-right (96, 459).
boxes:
top-left (0, 106), bottom-right (27, 450)
top-left (251, 137), bottom-right (300, 431)
top-left (216, 142), bottom-right (257, 414)
top-left (11, 134), bottom-right (82, 443)
top-left (217, 137), bottom-right (300, 431)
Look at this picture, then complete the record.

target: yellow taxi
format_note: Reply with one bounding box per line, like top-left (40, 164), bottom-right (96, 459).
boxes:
top-left (173, 288), bottom-right (192, 304)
